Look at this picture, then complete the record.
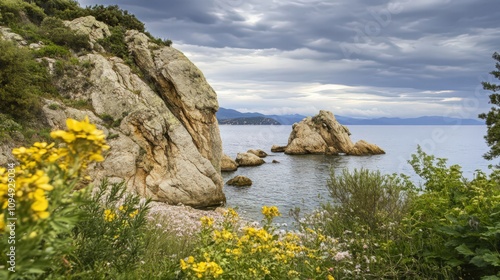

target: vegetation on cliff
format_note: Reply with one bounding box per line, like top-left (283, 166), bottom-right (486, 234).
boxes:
top-left (0, 0), bottom-right (171, 142)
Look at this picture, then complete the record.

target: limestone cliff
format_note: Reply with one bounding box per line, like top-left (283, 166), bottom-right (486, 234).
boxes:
top-left (0, 16), bottom-right (225, 208)
top-left (285, 110), bottom-right (385, 156)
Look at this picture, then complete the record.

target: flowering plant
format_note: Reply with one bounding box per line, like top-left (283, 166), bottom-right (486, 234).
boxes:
top-left (180, 206), bottom-right (337, 279)
top-left (0, 116), bottom-right (109, 279)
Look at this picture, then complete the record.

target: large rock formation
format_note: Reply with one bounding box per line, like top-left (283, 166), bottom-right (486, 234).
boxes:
top-left (1, 17), bottom-right (225, 208)
top-left (284, 110), bottom-right (385, 156)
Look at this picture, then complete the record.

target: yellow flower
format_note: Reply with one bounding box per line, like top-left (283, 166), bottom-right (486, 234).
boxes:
top-left (104, 209), bottom-right (116, 222)
top-left (328, 275), bottom-right (335, 280)
top-left (129, 209), bottom-right (139, 218)
top-left (288, 270), bottom-right (299, 277)
top-left (180, 259), bottom-right (189, 270)
top-left (30, 189), bottom-right (49, 212)
top-left (200, 216), bottom-right (214, 227)
top-left (50, 130), bottom-right (76, 143)
top-left (262, 205), bottom-right (281, 219)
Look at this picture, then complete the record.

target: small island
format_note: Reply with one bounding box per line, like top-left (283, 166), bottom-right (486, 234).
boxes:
top-left (278, 110), bottom-right (385, 156)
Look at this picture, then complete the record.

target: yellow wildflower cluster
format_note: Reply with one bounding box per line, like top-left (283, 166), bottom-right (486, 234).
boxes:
top-left (0, 117), bottom-right (110, 230)
top-left (0, 167), bottom-right (53, 224)
top-left (183, 206), bottom-right (336, 279)
top-left (50, 116), bottom-right (110, 171)
top-left (261, 205), bottom-right (280, 220)
top-left (200, 216), bottom-right (214, 227)
top-left (180, 256), bottom-right (223, 279)
top-left (104, 209), bottom-right (116, 222)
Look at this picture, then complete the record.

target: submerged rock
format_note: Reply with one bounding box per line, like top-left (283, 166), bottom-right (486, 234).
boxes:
top-left (221, 154), bottom-right (238, 172)
top-left (284, 110), bottom-right (385, 156)
top-left (226, 175), bottom-right (252, 187)
top-left (235, 152), bottom-right (265, 166)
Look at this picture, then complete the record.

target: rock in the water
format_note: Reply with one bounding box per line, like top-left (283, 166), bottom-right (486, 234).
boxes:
top-left (348, 140), bottom-right (385, 156)
top-left (285, 110), bottom-right (384, 156)
top-left (226, 175), bottom-right (252, 187)
top-left (247, 149), bottom-right (268, 158)
top-left (272, 160), bottom-right (280, 163)
top-left (271, 145), bottom-right (286, 153)
top-left (221, 154), bottom-right (238, 172)
top-left (235, 152), bottom-right (265, 166)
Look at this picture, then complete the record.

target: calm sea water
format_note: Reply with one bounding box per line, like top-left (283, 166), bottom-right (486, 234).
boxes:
top-left (220, 125), bottom-right (490, 224)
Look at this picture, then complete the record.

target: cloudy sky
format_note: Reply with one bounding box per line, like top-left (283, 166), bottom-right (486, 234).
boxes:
top-left (77, 0), bottom-right (500, 118)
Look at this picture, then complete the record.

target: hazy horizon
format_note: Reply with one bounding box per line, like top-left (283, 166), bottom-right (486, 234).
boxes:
top-left (77, 0), bottom-right (500, 119)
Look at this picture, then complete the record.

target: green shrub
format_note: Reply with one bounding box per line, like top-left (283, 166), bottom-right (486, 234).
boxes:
top-left (0, 40), bottom-right (45, 121)
top-left (405, 147), bottom-right (500, 279)
top-left (9, 22), bottom-right (44, 44)
top-left (26, 0), bottom-right (81, 17)
top-left (0, 0), bottom-right (46, 25)
top-left (0, 114), bottom-right (22, 140)
top-left (324, 168), bottom-right (415, 235)
top-left (97, 25), bottom-right (128, 58)
top-left (302, 168), bottom-right (421, 279)
top-left (35, 44), bottom-right (70, 58)
top-left (85, 4), bottom-right (144, 32)
top-left (39, 16), bottom-right (89, 51)
top-left (69, 179), bottom-right (151, 276)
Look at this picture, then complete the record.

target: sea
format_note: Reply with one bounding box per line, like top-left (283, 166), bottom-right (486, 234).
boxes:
top-left (219, 125), bottom-right (491, 225)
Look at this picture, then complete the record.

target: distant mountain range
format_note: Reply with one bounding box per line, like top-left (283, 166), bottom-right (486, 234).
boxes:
top-left (217, 108), bottom-right (485, 125)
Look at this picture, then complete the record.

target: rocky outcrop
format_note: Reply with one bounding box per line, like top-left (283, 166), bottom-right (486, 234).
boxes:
top-left (226, 175), bottom-right (252, 187)
top-left (247, 149), bottom-right (268, 158)
top-left (221, 154), bottom-right (238, 172)
top-left (64, 16), bottom-right (111, 47)
top-left (4, 17), bottom-right (226, 208)
top-left (284, 110), bottom-right (385, 156)
top-left (235, 152), bottom-right (265, 166)
top-left (125, 30), bottom-right (221, 172)
top-left (271, 145), bottom-right (286, 153)
top-left (349, 140), bottom-right (386, 156)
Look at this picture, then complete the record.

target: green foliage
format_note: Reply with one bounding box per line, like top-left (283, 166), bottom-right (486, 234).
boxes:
top-left (97, 25), bottom-right (128, 58)
top-left (304, 169), bottom-right (425, 279)
top-left (324, 168), bottom-right (415, 234)
top-left (34, 44), bottom-right (70, 58)
top-left (0, 40), bottom-right (47, 121)
top-left (39, 16), bottom-right (89, 51)
top-left (479, 52), bottom-right (500, 162)
top-left (84, 4), bottom-right (144, 32)
top-left (25, 0), bottom-right (80, 17)
top-left (0, 114), bottom-right (22, 141)
top-left (125, 218), bottom-right (196, 279)
top-left (69, 179), bottom-right (151, 277)
top-left (406, 147), bottom-right (500, 279)
top-left (0, 0), bottom-right (46, 25)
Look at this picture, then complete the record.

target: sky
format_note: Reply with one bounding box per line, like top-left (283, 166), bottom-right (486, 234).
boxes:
top-left (76, 0), bottom-right (500, 119)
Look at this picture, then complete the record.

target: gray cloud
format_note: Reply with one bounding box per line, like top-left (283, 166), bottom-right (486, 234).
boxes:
top-left (76, 0), bottom-right (500, 118)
